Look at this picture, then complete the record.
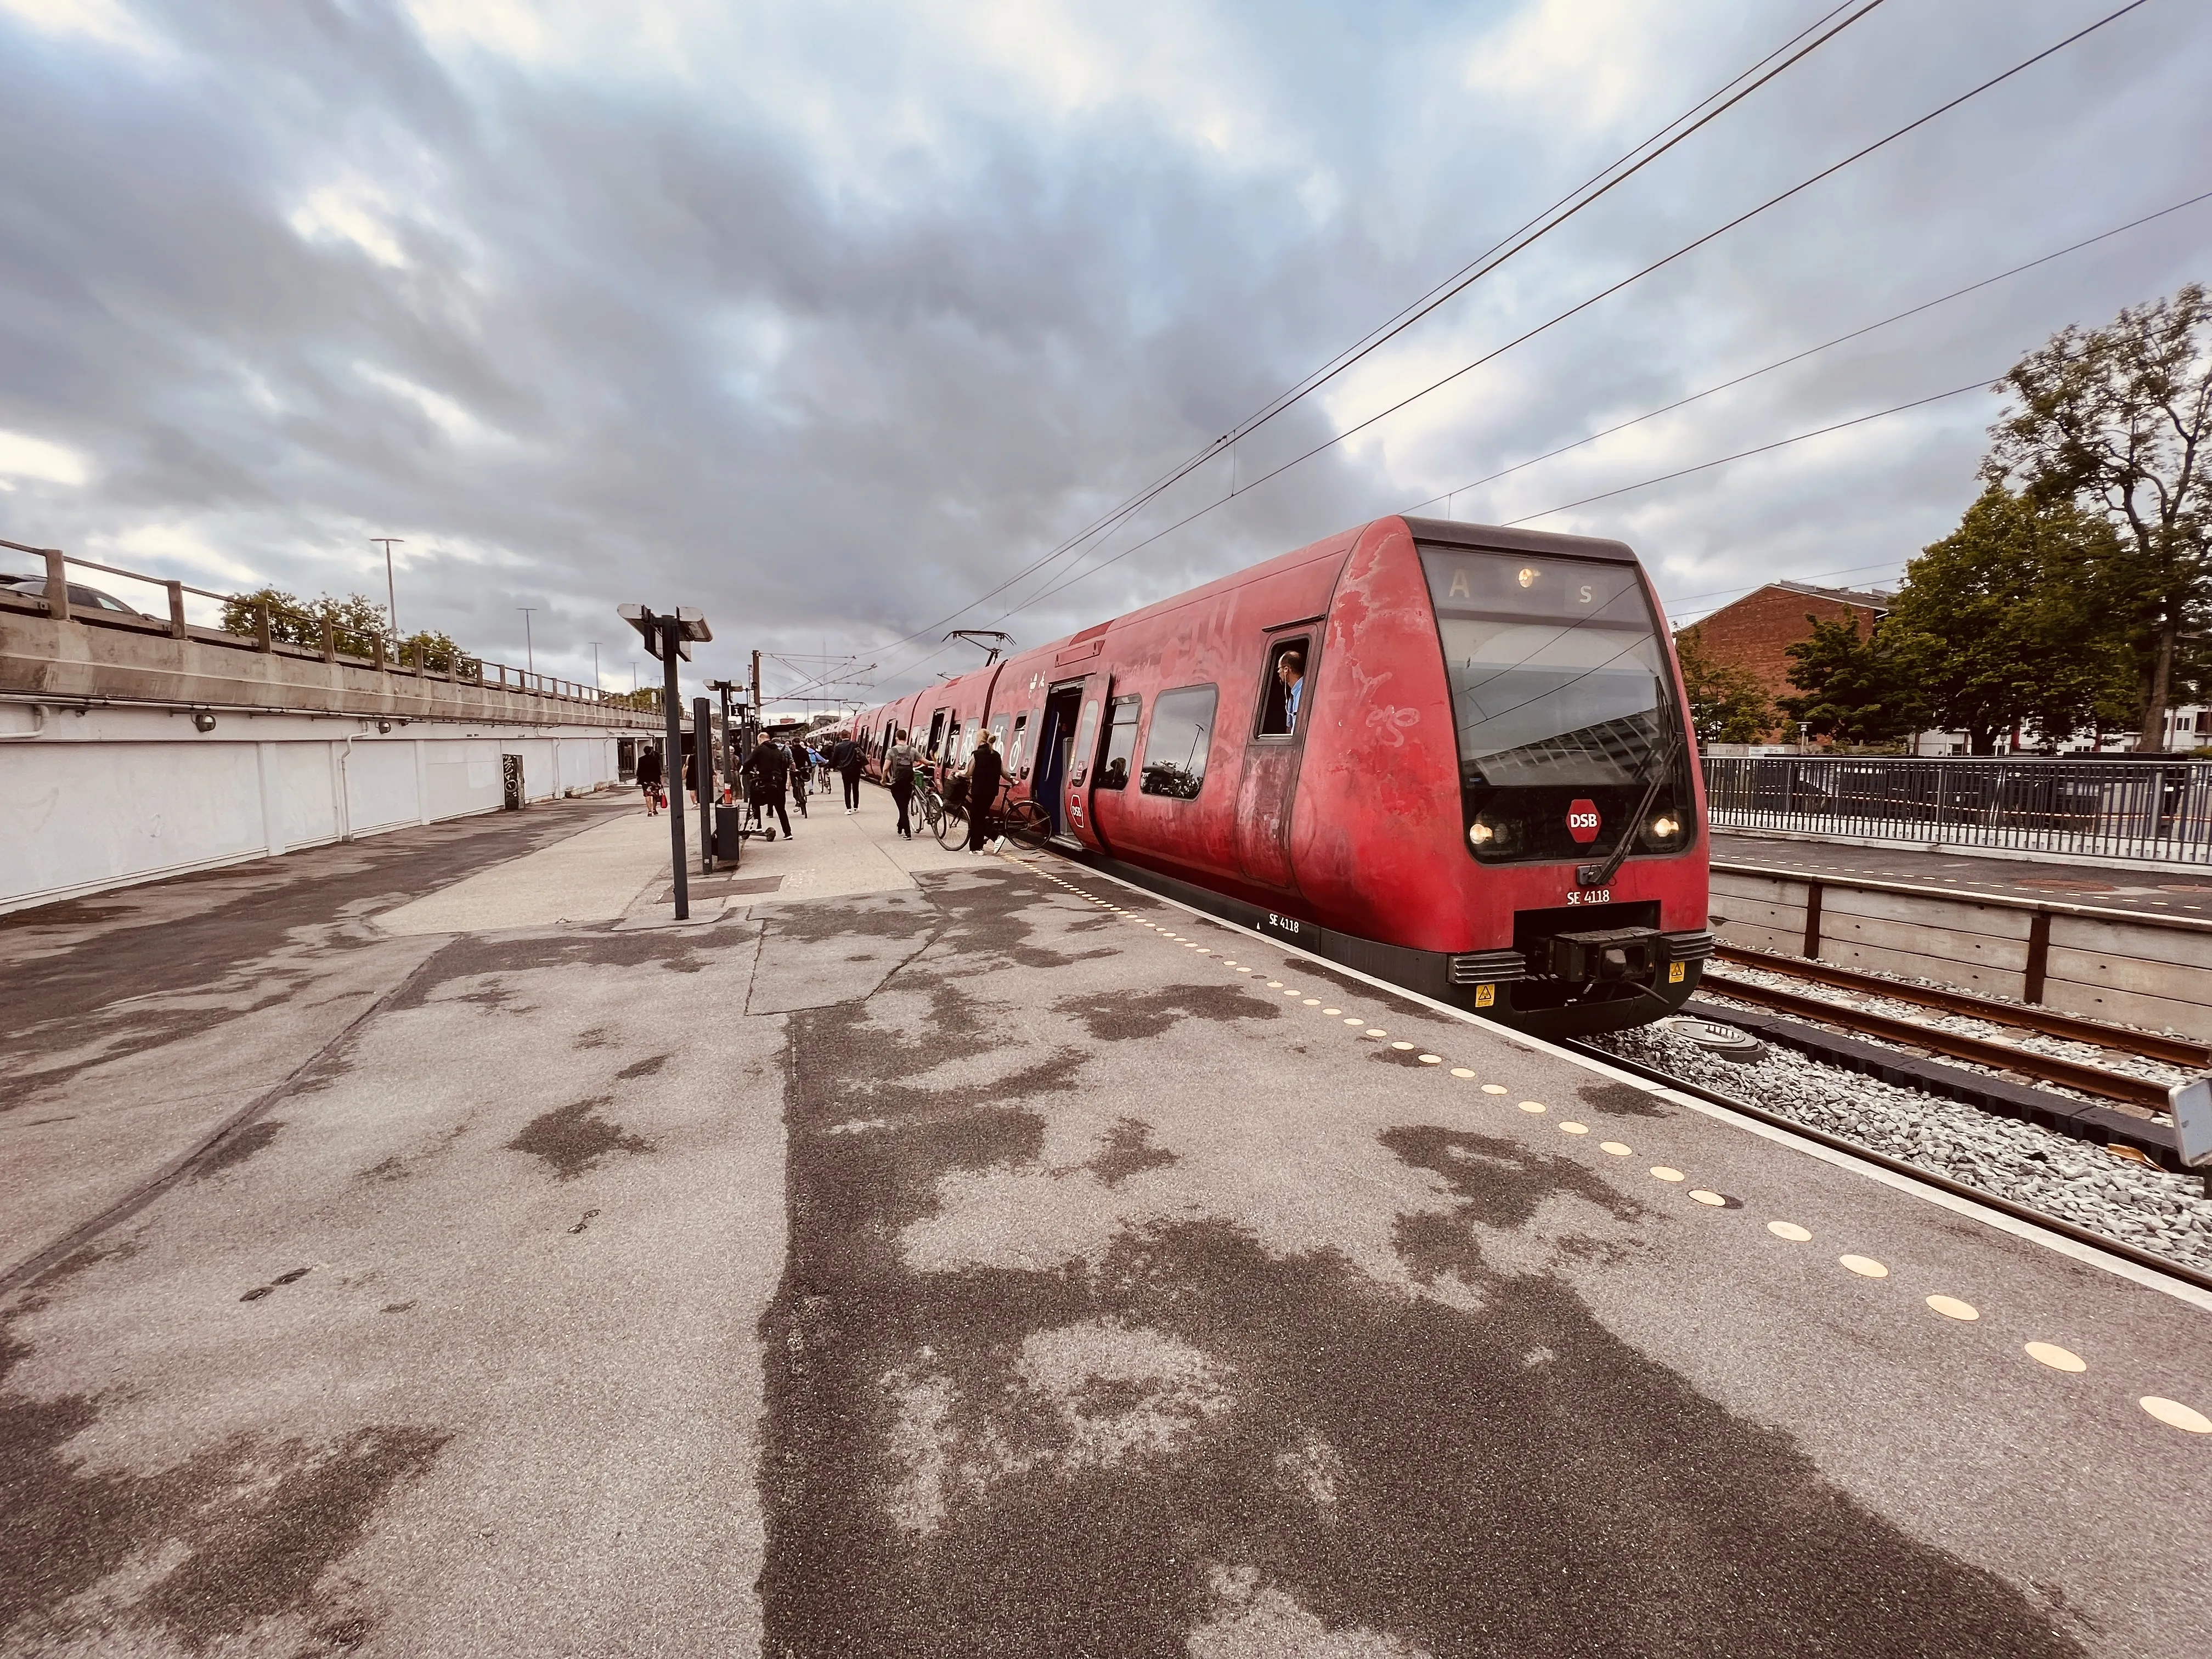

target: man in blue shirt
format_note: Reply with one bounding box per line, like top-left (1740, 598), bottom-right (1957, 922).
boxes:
top-left (1277, 648), bottom-right (1305, 733)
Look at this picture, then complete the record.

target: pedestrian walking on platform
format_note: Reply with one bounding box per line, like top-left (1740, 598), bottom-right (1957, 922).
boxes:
top-left (887, 729), bottom-right (919, 838)
top-left (636, 745), bottom-right (664, 817)
top-left (831, 735), bottom-right (864, 812)
top-left (746, 733), bottom-right (793, 839)
top-left (965, 729), bottom-right (1003, 853)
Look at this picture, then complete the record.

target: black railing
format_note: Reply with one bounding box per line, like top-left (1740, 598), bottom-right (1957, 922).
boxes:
top-left (1702, 755), bottom-right (2212, 865)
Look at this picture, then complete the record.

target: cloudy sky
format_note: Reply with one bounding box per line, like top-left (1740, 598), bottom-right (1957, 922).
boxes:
top-left (2, 0), bottom-right (2208, 708)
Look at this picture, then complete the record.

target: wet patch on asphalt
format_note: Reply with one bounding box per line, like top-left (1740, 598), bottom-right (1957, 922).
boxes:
top-left (755, 880), bottom-right (2084, 1658)
top-left (1575, 1078), bottom-right (1674, 1119)
top-left (1082, 1119), bottom-right (1178, 1188)
top-left (0, 1310), bottom-right (447, 1653)
top-left (386, 924), bottom-right (745, 1012)
top-left (191, 1119), bottom-right (285, 1181)
top-left (1052, 984), bottom-right (1278, 1041)
top-left (1380, 1126), bottom-right (1645, 1286)
top-left (505, 1096), bottom-right (654, 1181)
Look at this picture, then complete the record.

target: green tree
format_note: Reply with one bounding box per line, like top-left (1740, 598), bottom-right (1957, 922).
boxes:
top-left (221, 586), bottom-right (477, 675)
top-left (1778, 612), bottom-right (1925, 747)
top-left (1672, 625), bottom-right (1773, 743)
top-left (1883, 484), bottom-right (2135, 753)
top-left (1987, 283), bottom-right (2212, 751)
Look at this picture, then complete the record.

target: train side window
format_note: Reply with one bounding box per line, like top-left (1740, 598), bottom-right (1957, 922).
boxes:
top-left (1096, 695), bottom-right (1141, 789)
top-left (1008, 713), bottom-right (1030, 778)
top-left (1257, 637), bottom-right (1310, 738)
top-left (1140, 685), bottom-right (1218, 799)
top-left (926, 709), bottom-right (948, 758)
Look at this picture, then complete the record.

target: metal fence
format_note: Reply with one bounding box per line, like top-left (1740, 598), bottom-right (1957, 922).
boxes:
top-left (1702, 755), bottom-right (2212, 866)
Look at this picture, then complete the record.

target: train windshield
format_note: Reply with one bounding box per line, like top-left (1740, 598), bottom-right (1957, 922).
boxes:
top-left (1420, 548), bottom-right (1672, 788)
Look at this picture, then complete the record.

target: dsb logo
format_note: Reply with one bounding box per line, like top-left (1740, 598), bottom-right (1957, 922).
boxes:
top-left (1565, 799), bottom-right (1601, 844)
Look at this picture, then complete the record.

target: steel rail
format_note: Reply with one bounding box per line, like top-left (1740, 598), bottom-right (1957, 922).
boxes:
top-left (1713, 944), bottom-right (2211, 1068)
top-left (1697, 970), bottom-right (2171, 1108)
top-left (1561, 1040), bottom-right (2212, 1298)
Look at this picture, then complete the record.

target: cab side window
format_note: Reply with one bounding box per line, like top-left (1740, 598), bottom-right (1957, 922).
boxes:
top-left (1257, 637), bottom-right (1310, 738)
top-left (1096, 695), bottom-right (1141, 789)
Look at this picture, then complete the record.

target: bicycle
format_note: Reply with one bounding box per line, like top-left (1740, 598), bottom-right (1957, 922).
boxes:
top-left (930, 771), bottom-right (970, 847)
top-left (998, 789), bottom-right (1053, 851)
top-left (917, 764), bottom-right (947, 840)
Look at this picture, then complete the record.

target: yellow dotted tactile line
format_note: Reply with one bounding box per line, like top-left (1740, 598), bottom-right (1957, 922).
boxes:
top-left (1020, 865), bottom-right (2211, 1436)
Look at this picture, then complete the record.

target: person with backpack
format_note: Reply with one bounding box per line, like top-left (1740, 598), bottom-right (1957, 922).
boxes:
top-left (887, 729), bottom-right (919, 839)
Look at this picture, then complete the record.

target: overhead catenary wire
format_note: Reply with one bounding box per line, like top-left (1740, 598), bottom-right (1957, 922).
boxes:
top-left (947, 0), bottom-right (2156, 647)
top-left (1407, 185), bottom-right (2212, 521)
top-left (862, 1), bottom-right (1894, 668)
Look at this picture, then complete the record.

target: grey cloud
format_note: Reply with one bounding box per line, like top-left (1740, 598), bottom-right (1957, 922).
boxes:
top-left (1, 0), bottom-right (2208, 708)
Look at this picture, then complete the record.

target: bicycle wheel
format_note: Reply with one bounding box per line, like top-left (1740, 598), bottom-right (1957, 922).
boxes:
top-left (934, 800), bottom-right (965, 847)
top-left (1002, 798), bottom-right (1052, 850)
top-left (920, 788), bottom-right (944, 837)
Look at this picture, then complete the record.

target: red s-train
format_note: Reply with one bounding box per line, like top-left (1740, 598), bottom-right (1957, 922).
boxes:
top-left (854, 515), bottom-right (1711, 1038)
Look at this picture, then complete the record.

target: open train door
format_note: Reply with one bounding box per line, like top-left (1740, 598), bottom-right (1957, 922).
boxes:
top-left (1043, 673), bottom-right (1108, 851)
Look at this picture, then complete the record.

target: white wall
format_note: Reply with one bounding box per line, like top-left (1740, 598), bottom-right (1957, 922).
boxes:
top-left (0, 709), bottom-right (652, 914)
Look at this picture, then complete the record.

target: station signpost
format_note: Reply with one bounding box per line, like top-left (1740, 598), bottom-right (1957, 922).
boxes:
top-left (619, 604), bottom-right (712, 920)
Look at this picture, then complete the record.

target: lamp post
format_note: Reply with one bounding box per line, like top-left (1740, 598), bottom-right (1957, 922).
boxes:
top-left (519, 607), bottom-right (538, 679)
top-left (619, 604), bottom-right (713, 919)
top-left (371, 538), bottom-right (403, 635)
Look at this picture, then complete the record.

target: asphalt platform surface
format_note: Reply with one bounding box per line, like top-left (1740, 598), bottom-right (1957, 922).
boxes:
top-left (4, 794), bottom-right (2209, 1656)
top-left (1713, 832), bottom-right (2212, 917)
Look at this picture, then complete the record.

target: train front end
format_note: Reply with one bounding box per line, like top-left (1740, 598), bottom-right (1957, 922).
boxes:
top-left (1290, 517), bottom-right (1709, 1040)
top-left (1417, 522), bottom-right (1709, 1036)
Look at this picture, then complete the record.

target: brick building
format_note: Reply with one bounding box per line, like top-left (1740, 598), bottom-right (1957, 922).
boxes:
top-left (1679, 579), bottom-right (1891, 740)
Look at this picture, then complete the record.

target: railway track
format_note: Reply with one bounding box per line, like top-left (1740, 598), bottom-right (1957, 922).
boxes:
top-left (1700, 944), bottom-right (2201, 1110)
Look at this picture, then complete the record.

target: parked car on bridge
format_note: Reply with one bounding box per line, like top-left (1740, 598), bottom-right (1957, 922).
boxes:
top-left (1, 572), bottom-right (155, 620)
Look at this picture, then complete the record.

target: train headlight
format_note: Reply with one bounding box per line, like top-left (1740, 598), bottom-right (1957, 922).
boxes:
top-left (1645, 812), bottom-right (1683, 845)
top-left (1468, 811), bottom-right (1516, 854)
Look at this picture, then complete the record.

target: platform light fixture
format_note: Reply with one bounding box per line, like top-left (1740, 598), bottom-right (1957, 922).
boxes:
top-left (191, 710), bottom-right (217, 732)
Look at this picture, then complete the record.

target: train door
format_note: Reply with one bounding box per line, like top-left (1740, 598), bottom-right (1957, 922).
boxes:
top-left (1030, 680), bottom-right (1089, 843)
top-left (1235, 627), bottom-right (1316, 891)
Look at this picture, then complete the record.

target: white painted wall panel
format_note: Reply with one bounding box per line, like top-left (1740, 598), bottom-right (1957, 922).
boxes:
top-left (273, 742), bottom-right (340, 850)
top-left (424, 740), bottom-right (501, 820)
top-left (0, 714), bottom-right (655, 913)
top-left (518, 739), bottom-right (556, 801)
top-left (0, 742), bottom-right (264, 901)
top-left (345, 738), bottom-right (422, 834)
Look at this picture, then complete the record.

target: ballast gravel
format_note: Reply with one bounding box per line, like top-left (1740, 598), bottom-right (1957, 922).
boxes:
top-left (1587, 1020), bottom-right (2212, 1277)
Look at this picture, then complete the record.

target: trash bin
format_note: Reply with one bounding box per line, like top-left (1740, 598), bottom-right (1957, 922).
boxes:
top-left (714, 804), bottom-right (743, 870)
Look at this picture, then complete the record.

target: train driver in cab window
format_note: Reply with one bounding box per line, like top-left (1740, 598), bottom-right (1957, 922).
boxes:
top-left (1262, 647), bottom-right (1306, 736)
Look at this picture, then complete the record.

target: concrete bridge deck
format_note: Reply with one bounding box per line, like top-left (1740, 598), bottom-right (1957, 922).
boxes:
top-left (3, 788), bottom-right (2207, 1657)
